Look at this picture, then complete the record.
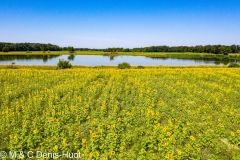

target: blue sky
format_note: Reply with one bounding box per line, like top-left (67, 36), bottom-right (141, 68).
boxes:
top-left (1, 0), bottom-right (240, 48)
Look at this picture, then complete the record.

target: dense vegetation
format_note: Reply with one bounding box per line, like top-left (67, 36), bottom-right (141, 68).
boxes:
top-left (0, 68), bottom-right (239, 159)
top-left (228, 62), bottom-right (240, 68)
top-left (117, 62), bottom-right (131, 69)
top-left (57, 59), bottom-right (72, 69)
top-left (108, 45), bottom-right (240, 54)
top-left (2, 42), bottom-right (240, 55)
top-left (0, 42), bottom-right (62, 52)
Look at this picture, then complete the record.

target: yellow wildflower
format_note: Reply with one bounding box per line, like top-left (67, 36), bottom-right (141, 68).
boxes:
top-left (190, 135), bottom-right (196, 141)
top-left (33, 129), bottom-right (37, 134)
top-left (82, 138), bottom-right (86, 143)
top-left (53, 145), bottom-right (58, 151)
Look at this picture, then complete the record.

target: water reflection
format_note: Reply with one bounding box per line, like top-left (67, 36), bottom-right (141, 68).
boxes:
top-left (68, 55), bottom-right (75, 61)
top-left (103, 54), bottom-right (116, 61)
top-left (0, 55), bottom-right (239, 66)
top-left (149, 57), bottom-right (239, 65)
top-left (0, 55), bottom-right (60, 61)
top-left (43, 55), bottom-right (48, 62)
top-left (147, 57), bottom-right (169, 60)
top-left (110, 56), bottom-right (115, 61)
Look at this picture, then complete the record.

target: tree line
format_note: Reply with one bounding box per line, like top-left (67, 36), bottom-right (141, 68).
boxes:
top-left (0, 42), bottom-right (62, 52)
top-left (106, 45), bottom-right (240, 54)
top-left (1, 42), bottom-right (240, 54)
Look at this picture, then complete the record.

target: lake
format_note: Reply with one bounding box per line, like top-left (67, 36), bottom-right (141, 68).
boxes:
top-left (0, 55), bottom-right (238, 66)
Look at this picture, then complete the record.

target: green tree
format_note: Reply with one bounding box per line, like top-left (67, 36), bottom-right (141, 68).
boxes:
top-left (123, 48), bottom-right (130, 52)
top-left (68, 46), bottom-right (75, 53)
top-left (219, 46), bottom-right (232, 55)
top-left (2, 46), bottom-right (9, 52)
top-left (230, 45), bottom-right (237, 53)
top-left (109, 48), bottom-right (118, 54)
top-left (41, 44), bottom-right (47, 53)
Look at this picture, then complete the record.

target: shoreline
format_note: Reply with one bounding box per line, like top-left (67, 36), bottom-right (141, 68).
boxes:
top-left (0, 65), bottom-right (233, 70)
top-left (1, 51), bottom-right (239, 61)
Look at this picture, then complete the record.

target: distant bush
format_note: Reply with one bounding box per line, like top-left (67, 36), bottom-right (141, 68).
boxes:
top-left (6, 62), bottom-right (17, 69)
top-left (6, 65), bottom-right (18, 69)
top-left (118, 62), bottom-right (131, 69)
top-left (137, 65), bottom-right (145, 69)
top-left (57, 59), bottom-right (72, 69)
top-left (228, 62), bottom-right (240, 68)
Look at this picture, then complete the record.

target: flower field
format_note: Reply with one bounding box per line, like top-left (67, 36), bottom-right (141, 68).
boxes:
top-left (0, 68), bottom-right (239, 159)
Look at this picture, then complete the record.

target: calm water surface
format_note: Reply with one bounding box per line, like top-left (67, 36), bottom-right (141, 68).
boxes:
top-left (0, 55), bottom-right (238, 66)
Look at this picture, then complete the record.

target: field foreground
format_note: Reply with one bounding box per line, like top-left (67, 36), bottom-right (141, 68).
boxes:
top-left (0, 68), bottom-right (239, 159)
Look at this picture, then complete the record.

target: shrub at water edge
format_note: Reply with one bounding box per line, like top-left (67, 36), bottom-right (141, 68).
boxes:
top-left (118, 62), bottom-right (131, 69)
top-left (228, 62), bottom-right (240, 68)
top-left (57, 59), bottom-right (72, 69)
